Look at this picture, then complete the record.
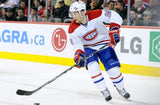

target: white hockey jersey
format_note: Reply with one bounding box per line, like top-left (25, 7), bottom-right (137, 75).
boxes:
top-left (68, 9), bottom-right (122, 51)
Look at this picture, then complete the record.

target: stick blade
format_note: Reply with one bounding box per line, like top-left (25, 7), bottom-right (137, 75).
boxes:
top-left (16, 89), bottom-right (33, 96)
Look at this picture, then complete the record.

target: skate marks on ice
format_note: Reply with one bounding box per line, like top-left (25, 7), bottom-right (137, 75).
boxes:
top-left (52, 87), bottom-right (155, 105)
top-left (15, 81), bottom-right (155, 105)
top-left (111, 96), bottom-right (155, 105)
top-left (0, 101), bottom-right (23, 105)
top-left (0, 59), bottom-right (160, 105)
top-left (38, 87), bottom-right (156, 105)
top-left (0, 77), bottom-right (152, 105)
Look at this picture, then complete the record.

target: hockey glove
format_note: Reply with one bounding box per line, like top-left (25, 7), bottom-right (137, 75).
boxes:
top-left (74, 49), bottom-right (85, 68)
top-left (109, 23), bottom-right (121, 46)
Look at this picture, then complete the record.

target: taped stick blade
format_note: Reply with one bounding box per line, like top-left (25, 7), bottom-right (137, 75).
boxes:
top-left (16, 89), bottom-right (33, 96)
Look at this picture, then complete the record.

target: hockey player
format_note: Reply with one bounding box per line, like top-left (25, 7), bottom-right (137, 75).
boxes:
top-left (68, 0), bottom-right (130, 102)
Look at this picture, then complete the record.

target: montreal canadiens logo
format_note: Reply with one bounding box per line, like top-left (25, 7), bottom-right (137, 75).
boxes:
top-left (83, 29), bottom-right (98, 41)
top-left (51, 28), bottom-right (67, 52)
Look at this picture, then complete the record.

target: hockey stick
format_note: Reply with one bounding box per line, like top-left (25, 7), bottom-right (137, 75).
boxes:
top-left (16, 45), bottom-right (109, 96)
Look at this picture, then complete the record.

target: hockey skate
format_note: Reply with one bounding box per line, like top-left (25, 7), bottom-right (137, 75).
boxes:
top-left (114, 85), bottom-right (130, 99)
top-left (101, 88), bottom-right (112, 101)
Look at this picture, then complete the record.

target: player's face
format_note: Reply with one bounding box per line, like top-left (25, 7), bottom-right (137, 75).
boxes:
top-left (71, 11), bottom-right (81, 23)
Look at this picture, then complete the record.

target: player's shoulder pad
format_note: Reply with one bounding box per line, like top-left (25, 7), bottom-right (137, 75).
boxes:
top-left (68, 20), bottom-right (80, 34)
top-left (86, 9), bottom-right (102, 21)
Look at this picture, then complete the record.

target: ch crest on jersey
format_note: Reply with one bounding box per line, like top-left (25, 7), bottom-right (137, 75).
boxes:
top-left (83, 29), bottom-right (98, 41)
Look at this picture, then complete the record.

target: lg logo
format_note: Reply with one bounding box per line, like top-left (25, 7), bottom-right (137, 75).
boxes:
top-left (51, 28), bottom-right (67, 52)
top-left (120, 36), bottom-right (142, 54)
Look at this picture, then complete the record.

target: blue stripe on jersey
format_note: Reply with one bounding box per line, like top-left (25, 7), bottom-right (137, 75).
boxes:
top-left (94, 77), bottom-right (104, 84)
top-left (113, 77), bottom-right (123, 84)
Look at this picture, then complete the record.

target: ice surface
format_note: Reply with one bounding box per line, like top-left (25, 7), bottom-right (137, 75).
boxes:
top-left (0, 59), bottom-right (160, 105)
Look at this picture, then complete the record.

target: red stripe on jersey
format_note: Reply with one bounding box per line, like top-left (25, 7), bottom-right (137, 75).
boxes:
top-left (91, 73), bottom-right (102, 79)
top-left (68, 20), bottom-right (80, 34)
top-left (110, 73), bottom-right (122, 80)
top-left (84, 40), bottom-right (110, 46)
top-left (86, 9), bottom-right (102, 21)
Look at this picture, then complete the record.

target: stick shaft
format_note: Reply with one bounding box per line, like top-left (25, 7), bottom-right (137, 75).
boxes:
top-left (17, 45), bottom-right (108, 95)
top-left (33, 45), bottom-right (108, 92)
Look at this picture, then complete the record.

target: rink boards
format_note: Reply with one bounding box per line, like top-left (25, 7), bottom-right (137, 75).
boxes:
top-left (0, 21), bottom-right (160, 77)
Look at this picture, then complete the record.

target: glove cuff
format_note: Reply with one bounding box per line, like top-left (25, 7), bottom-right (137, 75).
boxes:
top-left (75, 49), bottom-right (85, 55)
top-left (109, 23), bottom-right (120, 30)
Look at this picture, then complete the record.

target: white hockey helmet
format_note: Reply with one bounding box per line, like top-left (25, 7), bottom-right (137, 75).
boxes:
top-left (69, 0), bottom-right (86, 13)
